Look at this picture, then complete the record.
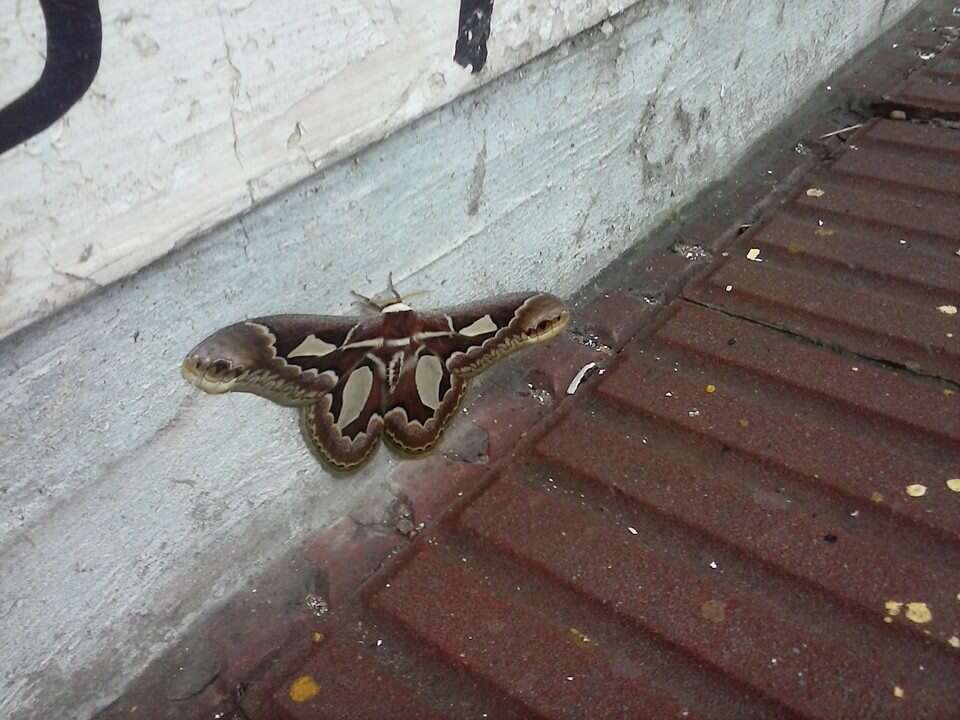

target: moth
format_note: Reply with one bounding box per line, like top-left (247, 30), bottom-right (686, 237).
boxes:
top-left (181, 279), bottom-right (568, 470)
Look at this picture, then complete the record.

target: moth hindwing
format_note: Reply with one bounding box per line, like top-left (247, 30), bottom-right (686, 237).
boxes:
top-left (182, 291), bottom-right (568, 470)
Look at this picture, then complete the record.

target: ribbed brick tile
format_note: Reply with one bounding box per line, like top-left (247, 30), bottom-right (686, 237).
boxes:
top-left (372, 547), bottom-right (694, 720)
top-left (686, 119), bottom-right (960, 383)
top-left (887, 40), bottom-right (960, 117)
top-left (272, 637), bottom-right (445, 720)
top-left (458, 475), bottom-right (959, 719)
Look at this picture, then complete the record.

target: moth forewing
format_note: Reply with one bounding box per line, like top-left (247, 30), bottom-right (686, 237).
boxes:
top-left (436, 292), bottom-right (570, 377)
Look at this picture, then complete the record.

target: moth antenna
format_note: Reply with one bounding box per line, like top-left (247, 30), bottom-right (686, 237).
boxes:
top-left (398, 289), bottom-right (429, 304)
top-left (386, 272), bottom-right (402, 303)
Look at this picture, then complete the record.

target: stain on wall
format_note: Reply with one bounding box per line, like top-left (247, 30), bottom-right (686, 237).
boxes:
top-left (454, 0), bottom-right (494, 73)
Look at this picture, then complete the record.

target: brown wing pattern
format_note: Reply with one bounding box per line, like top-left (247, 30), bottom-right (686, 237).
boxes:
top-left (383, 347), bottom-right (469, 454)
top-left (182, 292), bottom-right (568, 471)
top-left (301, 355), bottom-right (386, 470)
top-left (418, 292), bottom-right (569, 378)
top-left (181, 314), bottom-right (367, 405)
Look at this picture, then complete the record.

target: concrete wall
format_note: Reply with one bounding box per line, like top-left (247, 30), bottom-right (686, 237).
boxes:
top-left (0, 0), bottom-right (634, 341)
top-left (0, 0), bottom-right (919, 718)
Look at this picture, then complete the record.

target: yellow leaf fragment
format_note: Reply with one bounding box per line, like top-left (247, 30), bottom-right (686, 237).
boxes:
top-left (938, 305), bottom-right (958, 315)
top-left (815, 228), bottom-right (835, 237)
top-left (871, 491), bottom-right (884, 504)
top-left (701, 599), bottom-right (726, 624)
top-left (705, 384), bottom-right (717, 394)
top-left (905, 602), bottom-right (932, 624)
top-left (746, 248), bottom-right (762, 262)
top-left (289, 675), bottom-right (321, 703)
top-left (948, 636), bottom-right (960, 649)
top-left (893, 686), bottom-right (905, 699)
top-left (806, 188), bottom-right (825, 198)
top-left (567, 627), bottom-right (593, 648)
top-left (905, 484), bottom-right (927, 498)
top-left (946, 479), bottom-right (960, 493)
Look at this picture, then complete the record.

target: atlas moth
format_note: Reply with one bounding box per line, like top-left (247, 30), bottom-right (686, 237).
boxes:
top-left (181, 276), bottom-right (568, 470)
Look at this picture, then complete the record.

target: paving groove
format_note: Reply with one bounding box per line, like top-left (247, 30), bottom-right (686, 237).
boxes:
top-left (687, 119), bottom-right (960, 386)
top-left (238, 22), bottom-right (960, 720)
top-left (885, 31), bottom-right (960, 118)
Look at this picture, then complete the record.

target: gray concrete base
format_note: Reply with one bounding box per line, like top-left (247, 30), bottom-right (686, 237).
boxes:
top-left (0, 1), bottom-right (920, 717)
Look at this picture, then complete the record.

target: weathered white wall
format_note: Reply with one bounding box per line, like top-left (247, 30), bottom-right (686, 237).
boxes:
top-left (0, 0), bottom-right (919, 718)
top-left (0, 2), bottom-right (46, 108)
top-left (0, 0), bottom-right (631, 342)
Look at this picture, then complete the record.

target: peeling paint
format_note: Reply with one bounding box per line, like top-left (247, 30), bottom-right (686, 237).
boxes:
top-left (455, 0), bottom-right (494, 73)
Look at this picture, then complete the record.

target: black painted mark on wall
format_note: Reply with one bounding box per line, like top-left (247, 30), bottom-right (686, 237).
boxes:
top-left (0, 0), bottom-right (102, 156)
top-left (454, 0), bottom-right (494, 74)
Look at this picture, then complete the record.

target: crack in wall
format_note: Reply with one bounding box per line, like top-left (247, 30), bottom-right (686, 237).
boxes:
top-left (54, 269), bottom-right (102, 290)
top-left (237, 216), bottom-right (252, 259)
top-left (215, 2), bottom-right (248, 196)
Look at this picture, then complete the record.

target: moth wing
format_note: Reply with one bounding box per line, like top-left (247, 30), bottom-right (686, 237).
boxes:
top-left (417, 292), bottom-right (568, 378)
top-left (182, 314), bottom-right (371, 406)
top-left (383, 348), bottom-right (468, 454)
top-left (301, 354), bottom-right (386, 470)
